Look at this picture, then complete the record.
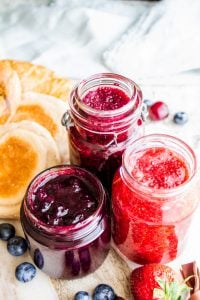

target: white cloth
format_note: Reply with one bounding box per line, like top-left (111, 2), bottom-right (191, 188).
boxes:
top-left (104, 0), bottom-right (200, 82)
top-left (1, 0), bottom-right (200, 83)
top-left (0, 0), bottom-right (161, 80)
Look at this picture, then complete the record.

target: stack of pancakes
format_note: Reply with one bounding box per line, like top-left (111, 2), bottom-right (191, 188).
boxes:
top-left (0, 60), bottom-right (72, 219)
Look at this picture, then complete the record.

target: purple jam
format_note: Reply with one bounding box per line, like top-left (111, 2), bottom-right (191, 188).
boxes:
top-left (82, 87), bottom-right (130, 110)
top-left (30, 175), bottom-right (98, 226)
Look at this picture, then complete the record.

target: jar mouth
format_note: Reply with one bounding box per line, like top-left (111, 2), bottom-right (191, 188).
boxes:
top-left (23, 165), bottom-right (106, 239)
top-left (70, 73), bottom-right (143, 118)
top-left (122, 134), bottom-right (197, 198)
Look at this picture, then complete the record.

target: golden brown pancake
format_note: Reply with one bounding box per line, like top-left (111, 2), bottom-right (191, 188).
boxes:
top-left (0, 59), bottom-right (71, 219)
top-left (12, 92), bottom-right (69, 162)
top-left (1, 60), bottom-right (72, 102)
top-left (0, 62), bottom-right (21, 125)
top-left (0, 128), bottom-right (47, 209)
top-left (9, 120), bottom-right (61, 167)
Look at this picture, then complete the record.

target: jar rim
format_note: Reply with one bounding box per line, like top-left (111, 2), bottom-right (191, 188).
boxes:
top-left (69, 72), bottom-right (143, 118)
top-left (22, 165), bottom-right (106, 240)
top-left (122, 134), bottom-right (197, 198)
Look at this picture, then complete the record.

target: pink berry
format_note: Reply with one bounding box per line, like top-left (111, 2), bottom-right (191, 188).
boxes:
top-left (149, 101), bottom-right (169, 121)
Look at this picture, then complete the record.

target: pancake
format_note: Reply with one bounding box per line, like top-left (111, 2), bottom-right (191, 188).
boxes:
top-left (12, 92), bottom-right (69, 163)
top-left (9, 120), bottom-right (61, 167)
top-left (0, 127), bottom-right (47, 209)
top-left (0, 59), bottom-right (72, 219)
top-left (0, 62), bottom-right (21, 125)
top-left (1, 60), bottom-right (71, 102)
top-left (0, 203), bottom-right (20, 219)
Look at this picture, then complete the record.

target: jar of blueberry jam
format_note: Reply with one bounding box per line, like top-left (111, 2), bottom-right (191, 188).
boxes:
top-left (20, 165), bottom-right (111, 279)
top-left (62, 73), bottom-right (145, 192)
top-left (112, 134), bottom-right (199, 264)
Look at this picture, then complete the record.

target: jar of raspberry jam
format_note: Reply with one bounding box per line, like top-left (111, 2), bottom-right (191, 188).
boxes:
top-left (62, 73), bottom-right (145, 192)
top-left (112, 134), bottom-right (198, 264)
top-left (20, 165), bottom-right (110, 279)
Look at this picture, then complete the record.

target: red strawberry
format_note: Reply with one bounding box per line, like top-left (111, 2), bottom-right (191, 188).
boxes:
top-left (130, 264), bottom-right (190, 300)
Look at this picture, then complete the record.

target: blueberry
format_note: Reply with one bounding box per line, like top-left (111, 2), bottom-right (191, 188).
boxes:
top-left (15, 262), bottom-right (36, 283)
top-left (74, 291), bottom-right (90, 300)
top-left (34, 248), bottom-right (44, 269)
top-left (0, 223), bottom-right (15, 241)
top-left (173, 112), bottom-right (188, 125)
top-left (93, 284), bottom-right (115, 300)
top-left (7, 236), bottom-right (28, 256)
top-left (143, 99), bottom-right (153, 107)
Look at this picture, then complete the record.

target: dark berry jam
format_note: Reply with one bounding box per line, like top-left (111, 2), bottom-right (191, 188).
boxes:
top-left (30, 175), bottom-right (98, 226)
top-left (112, 135), bottom-right (198, 264)
top-left (21, 165), bottom-right (111, 279)
top-left (82, 87), bottom-right (130, 110)
top-left (66, 73), bottom-right (144, 193)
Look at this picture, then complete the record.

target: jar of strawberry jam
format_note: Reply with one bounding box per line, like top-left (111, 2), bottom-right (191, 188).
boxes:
top-left (112, 134), bottom-right (198, 264)
top-left (62, 73), bottom-right (145, 192)
top-left (21, 165), bottom-right (110, 279)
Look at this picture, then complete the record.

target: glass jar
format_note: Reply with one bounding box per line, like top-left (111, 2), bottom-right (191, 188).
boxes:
top-left (62, 73), bottom-right (145, 193)
top-left (21, 165), bottom-right (111, 279)
top-left (112, 134), bottom-right (198, 264)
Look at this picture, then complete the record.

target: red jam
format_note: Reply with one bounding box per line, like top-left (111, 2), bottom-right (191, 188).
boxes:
top-left (21, 166), bottom-right (111, 279)
top-left (112, 135), bottom-right (198, 264)
top-left (131, 148), bottom-right (189, 189)
top-left (66, 73), bottom-right (144, 193)
top-left (82, 87), bottom-right (130, 110)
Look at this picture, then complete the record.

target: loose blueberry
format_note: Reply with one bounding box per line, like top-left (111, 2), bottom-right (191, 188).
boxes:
top-left (0, 223), bottom-right (15, 241)
top-left (149, 101), bottom-right (169, 121)
top-left (93, 284), bottom-right (115, 300)
top-left (34, 248), bottom-right (44, 269)
top-left (74, 291), bottom-right (90, 300)
top-left (143, 99), bottom-right (153, 107)
top-left (173, 111), bottom-right (188, 125)
top-left (15, 262), bottom-right (36, 283)
top-left (7, 236), bottom-right (28, 256)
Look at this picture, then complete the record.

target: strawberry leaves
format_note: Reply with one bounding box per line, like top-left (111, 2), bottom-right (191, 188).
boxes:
top-left (153, 276), bottom-right (191, 300)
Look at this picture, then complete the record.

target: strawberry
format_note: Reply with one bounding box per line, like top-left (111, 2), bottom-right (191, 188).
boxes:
top-left (130, 264), bottom-right (190, 300)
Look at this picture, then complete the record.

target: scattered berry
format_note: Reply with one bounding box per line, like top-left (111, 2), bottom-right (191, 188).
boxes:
top-left (0, 223), bottom-right (15, 241)
top-left (74, 291), bottom-right (90, 300)
top-left (173, 112), bottom-right (188, 125)
top-left (130, 263), bottom-right (189, 300)
top-left (149, 101), bottom-right (169, 120)
top-left (34, 248), bottom-right (44, 269)
top-left (93, 284), bottom-right (115, 300)
top-left (143, 99), bottom-right (153, 107)
top-left (7, 236), bottom-right (28, 256)
top-left (15, 262), bottom-right (36, 283)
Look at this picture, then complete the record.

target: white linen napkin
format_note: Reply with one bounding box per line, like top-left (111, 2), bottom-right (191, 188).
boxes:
top-left (103, 0), bottom-right (200, 82)
top-left (0, 0), bottom-right (151, 79)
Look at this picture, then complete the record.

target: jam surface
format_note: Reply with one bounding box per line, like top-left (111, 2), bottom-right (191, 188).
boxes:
top-left (30, 175), bottom-right (98, 226)
top-left (82, 87), bottom-right (130, 111)
top-left (131, 147), bottom-right (189, 189)
top-left (112, 146), bottom-right (194, 264)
